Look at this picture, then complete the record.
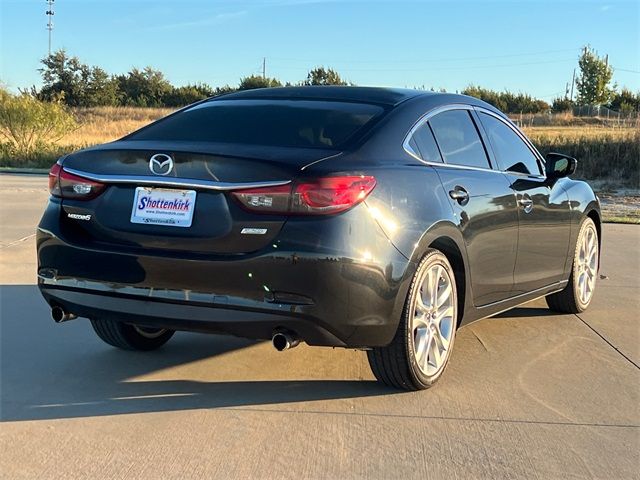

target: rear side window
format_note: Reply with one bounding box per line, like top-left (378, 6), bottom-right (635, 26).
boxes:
top-left (126, 99), bottom-right (385, 149)
top-left (410, 124), bottom-right (443, 163)
top-left (478, 113), bottom-right (542, 175)
top-left (429, 110), bottom-right (490, 169)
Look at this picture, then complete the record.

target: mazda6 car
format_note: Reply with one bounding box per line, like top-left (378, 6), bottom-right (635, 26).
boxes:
top-left (37, 86), bottom-right (601, 390)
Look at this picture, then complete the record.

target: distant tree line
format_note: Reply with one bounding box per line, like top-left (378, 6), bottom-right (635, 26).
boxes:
top-left (29, 50), bottom-right (348, 108)
top-left (18, 47), bottom-right (640, 114)
top-left (461, 86), bottom-right (550, 114)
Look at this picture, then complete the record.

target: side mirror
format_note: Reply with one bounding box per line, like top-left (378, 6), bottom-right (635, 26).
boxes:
top-left (545, 152), bottom-right (577, 179)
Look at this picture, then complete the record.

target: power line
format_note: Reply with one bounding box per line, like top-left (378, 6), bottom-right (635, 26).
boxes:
top-left (268, 48), bottom-right (579, 66)
top-left (268, 58), bottom-right (576, 73)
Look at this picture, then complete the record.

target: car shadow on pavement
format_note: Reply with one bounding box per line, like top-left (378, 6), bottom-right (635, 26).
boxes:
top-left (0, 285), bottom-right (394, 422)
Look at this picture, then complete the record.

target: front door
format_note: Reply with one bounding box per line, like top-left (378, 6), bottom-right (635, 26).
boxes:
top-left (508, 175), bottom-right (571, 293)
top-left (475, 110), bottom-right (571, 294)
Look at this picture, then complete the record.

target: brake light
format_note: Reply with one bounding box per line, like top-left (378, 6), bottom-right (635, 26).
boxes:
top-left (232, 176), bottom-right (376, 215)
top-left (48, 163), bottom-right (106, 200)
top-left (48, 163), bottom-right (62, 197)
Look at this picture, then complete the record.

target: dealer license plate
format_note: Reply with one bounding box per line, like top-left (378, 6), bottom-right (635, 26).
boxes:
top-left (130, 187), bottom-right (196, 228)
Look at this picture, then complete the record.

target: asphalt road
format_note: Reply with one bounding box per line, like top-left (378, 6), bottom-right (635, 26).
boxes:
top-left (1, 174), bottom-right (638, 479)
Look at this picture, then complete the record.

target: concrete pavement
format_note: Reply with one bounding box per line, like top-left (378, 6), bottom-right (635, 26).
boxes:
top-left (0, 174), bottom-right (638, 479)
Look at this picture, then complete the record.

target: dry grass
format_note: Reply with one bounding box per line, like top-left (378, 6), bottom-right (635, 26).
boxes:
top-left (522, 126), bottom-right (636, 141)
top-left (4, 107), bottom-right (638, 189)
top-left (58, 106), bottom-right (638, 147)
top-left (526, 129), bottom-right (639, 188)
top-left (60, 107), bottom-right (175, 146)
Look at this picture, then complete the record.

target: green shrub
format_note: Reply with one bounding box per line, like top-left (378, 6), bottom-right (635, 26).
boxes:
top-left (238, 75), bottom-right (282, 90)
top-left (551, 97), bottom-right (574, 113)
top-left (0, 90), bottom-right (77, 159)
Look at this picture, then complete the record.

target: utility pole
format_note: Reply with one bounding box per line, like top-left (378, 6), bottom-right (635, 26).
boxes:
top-left (46, 0), bottom-right (55, 56)
top-left (570, 68), bottom-right (576, 101)
top-left (262, 57), bottom-right (266, 79)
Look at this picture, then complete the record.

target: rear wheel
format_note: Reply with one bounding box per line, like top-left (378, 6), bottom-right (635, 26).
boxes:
top-left (367, 249), bottom-right (458, 390)
top-left (90, 318), bottom-right (175, 351)
top-left (546, 217), bottom-right (599, 313)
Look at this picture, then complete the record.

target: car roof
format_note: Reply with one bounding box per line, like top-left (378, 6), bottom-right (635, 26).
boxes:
top-left (211, 86), bottom-right (435, 107)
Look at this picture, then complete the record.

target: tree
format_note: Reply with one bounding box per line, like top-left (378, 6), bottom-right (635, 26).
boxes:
top-left (304, 67), bottom-right (348, 86)
top-left (83, 67), bottom-right (119, 107)
top-left (213, 85), bottom-right (236, 96)
top-left (38, 50), bottom-right (119, 107)
top-left (609, 88), bottom-right (640, 113)
top-left (575, 47), bottom-right (614, 106)
top-left (164, 83), bottom-right (215, 107)
top-left (551, 97), bottom-right (574, 113)
top-left (116, 67), bottom-right (173, 107)
top-left (462, 86), bottom-right (549, 114)
top-left (238, 75), bottom-right (282, 90)
top-left (0, 88), bottom-right (77, 157)
top-left (462, 86), bottom-right (507, 111)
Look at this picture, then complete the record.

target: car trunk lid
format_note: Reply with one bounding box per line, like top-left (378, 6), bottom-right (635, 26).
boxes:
top-left (59, 141), bottom-right (340, 255)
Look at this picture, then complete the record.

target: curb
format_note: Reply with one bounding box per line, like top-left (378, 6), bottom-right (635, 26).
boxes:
top-left (0, 167), bottom-right (50, 175)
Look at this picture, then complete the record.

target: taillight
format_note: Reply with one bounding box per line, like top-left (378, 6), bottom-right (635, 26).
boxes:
top-left (48, 163), bottom-right (62, 197)
top-left (232, 175), bottom-right (376, 215)
top-left (48, 163), bottom-right (106, 200)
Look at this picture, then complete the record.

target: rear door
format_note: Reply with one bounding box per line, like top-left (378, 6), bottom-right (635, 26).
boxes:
top-left (409, 107), bottom-right (519, 306)
top-left (475, 110), bottom-right (571, 294)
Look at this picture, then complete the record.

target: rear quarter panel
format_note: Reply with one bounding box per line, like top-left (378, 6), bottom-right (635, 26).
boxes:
top-left (307, 156), bottom-right (473, 330)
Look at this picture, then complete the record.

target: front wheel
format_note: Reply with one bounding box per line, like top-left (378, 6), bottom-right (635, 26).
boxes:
top-left (367, 249), bottom-right (458, 391)
top-left (546, 217), bottom-right (599, 313)
top-left (90, 318), bottom-right (175, 351)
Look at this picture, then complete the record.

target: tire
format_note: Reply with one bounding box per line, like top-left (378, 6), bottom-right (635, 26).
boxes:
top-left (90, 318), bottom-right (175, 351)
top-left (367, 249), bottom-right (458, 391)
top-left (546, 217), bottom-right (599, 314)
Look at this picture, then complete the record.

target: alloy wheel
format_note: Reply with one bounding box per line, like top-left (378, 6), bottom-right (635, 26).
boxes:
top-left (412, 263), bottom-right (456, 376)
top-left (577, 223), bottom-right (598, 305)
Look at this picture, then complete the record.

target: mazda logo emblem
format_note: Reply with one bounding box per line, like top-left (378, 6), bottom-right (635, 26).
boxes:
top-left (149, 154), bottom-right (173, 176)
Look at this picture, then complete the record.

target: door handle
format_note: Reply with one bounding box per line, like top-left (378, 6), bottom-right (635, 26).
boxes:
top-left (449, 187), bottom-right (469, 205)
top-left (518, 197), bottom-right (533, 213)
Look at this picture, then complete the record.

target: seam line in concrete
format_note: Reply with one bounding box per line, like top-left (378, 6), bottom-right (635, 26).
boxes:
top-left (220, 407), bottom-right (640, 429)
top-left (575, 313), bottom-right (640, 370)
top-left (0, 234), bottom-right (35, 250)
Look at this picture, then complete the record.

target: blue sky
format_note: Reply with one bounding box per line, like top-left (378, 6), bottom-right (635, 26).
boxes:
top-left (1, 0), bottom-right (638, 99)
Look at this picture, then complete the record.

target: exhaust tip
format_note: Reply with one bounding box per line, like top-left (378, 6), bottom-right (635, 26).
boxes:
top-left (51, 306), bottom-right (76, 323)
top-left (272, 332), bottom-right (299, 351)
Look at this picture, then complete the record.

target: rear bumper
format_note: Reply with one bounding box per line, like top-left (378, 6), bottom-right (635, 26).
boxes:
top-left (39, 281), bottom-right (348, 346)
top-left (37, 200), bottom-right (414, 347)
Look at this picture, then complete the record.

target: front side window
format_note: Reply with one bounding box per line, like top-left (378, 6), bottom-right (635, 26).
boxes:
top-left (429, 110), bottom-right (490, 169)
top-left (479, 113), bottom-right (542, 175)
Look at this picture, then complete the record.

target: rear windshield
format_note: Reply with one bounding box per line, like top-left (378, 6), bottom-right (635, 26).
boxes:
top-left (126, 99), bottom-right (386, 149)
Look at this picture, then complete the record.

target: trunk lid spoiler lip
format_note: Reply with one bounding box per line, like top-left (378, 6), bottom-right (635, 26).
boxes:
top-left (62, 167), bottom-right (292, 192)
top-left (60, 141), bottom-right (346, 188)
top-left (75, 140), bottom-right (340, 164)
